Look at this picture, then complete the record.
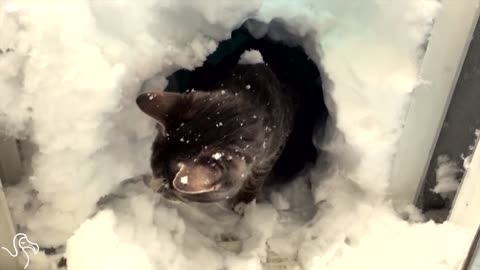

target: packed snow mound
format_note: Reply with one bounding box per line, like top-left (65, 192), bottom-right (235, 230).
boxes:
top-left (239, 49), bottom-right (264, 65)
top-left (58, 178), bottom-right (473, 270)
top-left (1, 1), bottom-right (474, 270)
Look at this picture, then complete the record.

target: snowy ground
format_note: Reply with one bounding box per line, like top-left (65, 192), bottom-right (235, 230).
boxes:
top-left (0, 0), bottom-right (477, 270)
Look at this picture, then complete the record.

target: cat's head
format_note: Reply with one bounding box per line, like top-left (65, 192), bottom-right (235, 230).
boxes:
top-left (136, 90), bottom-right (264, 202)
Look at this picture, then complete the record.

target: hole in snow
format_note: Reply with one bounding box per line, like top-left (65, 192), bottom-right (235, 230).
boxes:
top-left (163, 22), bottom-right (329, 195)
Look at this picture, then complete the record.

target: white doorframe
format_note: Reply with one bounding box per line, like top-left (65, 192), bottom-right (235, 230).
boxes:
top-left (390, 0), bottom-right (480, 209)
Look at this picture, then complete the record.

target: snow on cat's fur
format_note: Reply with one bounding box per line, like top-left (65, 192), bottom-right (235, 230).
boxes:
top-left (137, 64), bottom-right (296, 206)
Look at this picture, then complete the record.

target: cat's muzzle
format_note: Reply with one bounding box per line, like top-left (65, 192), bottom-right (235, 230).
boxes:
top-left (142, 174), bottom-right (242, 204)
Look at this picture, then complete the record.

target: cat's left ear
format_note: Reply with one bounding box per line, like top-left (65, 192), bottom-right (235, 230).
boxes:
top-left (136, 91), bottom-right (184, 133)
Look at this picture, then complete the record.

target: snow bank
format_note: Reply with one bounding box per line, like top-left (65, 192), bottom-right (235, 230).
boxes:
top-left (32, 178), bottom-right (473, 270)
top-left (0, 0), bottom-right (258, 246)
top-left (0, 0), bottom-right (475, 270)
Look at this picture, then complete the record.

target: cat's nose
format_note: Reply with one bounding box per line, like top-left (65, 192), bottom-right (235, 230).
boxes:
top-left (172, 162), bottom-right (221, 194)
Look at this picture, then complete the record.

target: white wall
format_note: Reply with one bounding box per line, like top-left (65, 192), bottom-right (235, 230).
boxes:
top-left (390, 0), bottom-right (480, 208)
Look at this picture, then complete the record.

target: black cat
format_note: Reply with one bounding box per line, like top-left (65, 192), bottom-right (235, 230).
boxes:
top-left (136, 63), bottom-right (298, 207)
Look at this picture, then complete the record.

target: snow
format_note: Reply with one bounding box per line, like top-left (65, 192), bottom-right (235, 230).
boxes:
top-left (55, 179), bottom-right (475, 270)
top-left (462, 129), bottom-right (480, 170)
top-left (468, 130), bottom-right (480, 155)
top-left (450, 130), bottom-right (480, 228)
top-left (462, 154), bottom-right (473, 170)
top-left (0, 0), bottom-right (476, 270)
top-left (238, 49), bottom-right (264, 65)
top-left (212, 153), bottom-right (223, 160)
top-left (180, 176), bottom-right (189, 185)
top-left (432, 155), bottom-right (461, 196)
top-left (270, 191), bottom-right (290, 211)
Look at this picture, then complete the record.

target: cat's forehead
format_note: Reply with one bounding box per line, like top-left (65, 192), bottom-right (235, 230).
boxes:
top-left (184, 91), bottom-right (251, 121)
top-left (157, 89), bottom-right (261, 148)
top-left (194, 90), bottom-right (238, 107)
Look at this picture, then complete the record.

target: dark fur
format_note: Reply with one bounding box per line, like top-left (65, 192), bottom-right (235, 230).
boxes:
top-left (166, 27), bottom-right (327, 184)
top-left (138, 64), bottom-right (297, 205)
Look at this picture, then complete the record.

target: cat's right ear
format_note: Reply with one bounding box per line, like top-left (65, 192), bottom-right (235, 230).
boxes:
top-left (136, 91), bottom-right (184, 134)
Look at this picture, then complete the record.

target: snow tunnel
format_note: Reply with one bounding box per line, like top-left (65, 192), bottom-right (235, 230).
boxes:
top-left (159, 21), bottom-right (330, 192)
top-left (4, 2), bottom-right (480, 270)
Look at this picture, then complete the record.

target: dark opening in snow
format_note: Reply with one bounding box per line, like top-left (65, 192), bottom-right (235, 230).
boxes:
top-left (165, 24), bottom-right (329, 187)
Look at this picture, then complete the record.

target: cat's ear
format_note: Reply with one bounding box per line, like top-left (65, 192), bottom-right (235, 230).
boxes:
top-left (172, 162), bottom-right (222, 194)
top-left (136, 91), bottom-right (184, 133)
